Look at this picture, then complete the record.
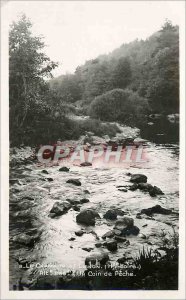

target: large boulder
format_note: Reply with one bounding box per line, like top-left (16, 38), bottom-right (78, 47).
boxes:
top-left (130, 174), bottom-right (147, 183)
top-left (76, 209), bottom-right (100, 226)
top-left (49, 201), bottom-right (71, 218)
top-left (141, 205), bottom-right (173, 216)
top-left (85, 253), bottom-right (109, 266)
top-left (66, 179), bottom-right (81, 186)
top-left (114, 217), bottom-right (134, 230)
top-left (114, 217), bottom-right (139, 236)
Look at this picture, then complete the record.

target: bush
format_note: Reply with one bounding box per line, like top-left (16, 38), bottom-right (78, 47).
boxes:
top-left (68, 118), bottom-right (121, 139)
top-left (89, 88), bottom-right (149, 126)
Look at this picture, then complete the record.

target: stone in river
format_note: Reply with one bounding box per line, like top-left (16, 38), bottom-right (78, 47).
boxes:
top-left (12, 233), bottom-right (40, 247)
top-left (75, 230), bottom-right (84, 237)
top-left (85, 253), bottom-right (109, 266)
top-left (141, 205), bottom-right (173, 216)
top-left (114, 217), bottom-right (134, 230)
top-left (46, 177), bottom-right (53, 182)
top-left (41, 170), bottom-right (49, 174)
top-left (102, 230), bottom-right (115, 239)
top-left (80, 198), bottom-right (90, 204)
top-left (80, 162), bottom-right (92, 167)
top-left (121, 225), bottom-right (140, 236)
top-left (66, 179), bottom-right (81, 186)
top-left (106, 240), bottom-right (118, 252)
top-left (76, 209), bottom-right (100, 226)
top-left (149, 186), bottom-right (164, 197)
top-left (49, 201), bottom-right (71, 217)
top-left (103, 209), bottom-right (117, 220)
top-left (59, 166), bottom-right (70, 172)
top-left (95, 242), bottom-right (102, 248)
top-left (82, 247), bottom-right (93, 252)
top-left (69, 237), bottom-right (76, 241)
top-left (130, 174), bottom-right (147, 183)
top-left (114, 236), bottom-right (127, 243)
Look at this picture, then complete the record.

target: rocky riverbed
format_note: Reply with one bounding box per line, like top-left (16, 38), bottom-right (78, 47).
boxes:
top-left (9, 123), bottom-right (179, 290)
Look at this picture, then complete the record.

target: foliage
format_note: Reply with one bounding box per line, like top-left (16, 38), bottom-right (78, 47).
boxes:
top-left (52, 20), bottom-right (179, 116)
top-left (89, 88), bottom-right (149, 125)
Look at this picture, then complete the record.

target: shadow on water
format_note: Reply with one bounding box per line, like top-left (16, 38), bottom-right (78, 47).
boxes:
top-left (140, 118), bottom-right (179, 145)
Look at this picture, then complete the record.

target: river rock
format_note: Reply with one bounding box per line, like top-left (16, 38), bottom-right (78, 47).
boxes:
top-left (117, 256), bottom-right (127, 264)
top-left (114, 217), bottom-right (134, 230)
top-left (41, 170), bottom-right (49, 174)
top-left (85, 253), bottom-right (109, 266)
top-left (82, 247), bottom-right (93, 252)
top-left (114, 217), bottom-right (139, 236)
top-left (59, 167), bottom-right (70, 172)
top-left (75, 230), bottom-right (84, 237)
top-left (114, 236), bottom-right (127, 243)
top-left (102, 230), bottom-right (115, 240)
top-left (80, 198), bottom-right (90, 204)
top-left (67, 199), bottom-right (80, 205)
top-left (95, 242), bottom-right (102, 248)
top-left (12, 233), bottom-right (40, 247)
top-left (49, 201), bottom-right (71, 218)
top-left (46, 177), bottom-right (53, 182)
top-left (66, 179), bottom-right (81, 186)
top-left (103, 209), bottom-right (117, 220)
top-left (149, 186), bottom-right (164, 197)
top-left (80, 162), bottom-right (92, 167)
top-left (141, 205), bottom-right (173, 216)
top-left (76, 209), bottom-right (100, 226)
top-left (121, 225), bottom-right (140, 236)
top-left (106, 240), bottom-right (118, 251)
top-left (130, 174), bottom-right (147, 183)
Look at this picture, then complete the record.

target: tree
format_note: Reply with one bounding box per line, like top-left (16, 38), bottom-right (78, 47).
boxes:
top-left (9, 14), bottom-right (58, 142)
top-left (112, 57), bottom-right (132, 89)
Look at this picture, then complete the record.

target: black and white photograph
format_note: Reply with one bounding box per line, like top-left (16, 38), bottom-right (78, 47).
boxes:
top-left (0, 0), bottom-right (185, 299)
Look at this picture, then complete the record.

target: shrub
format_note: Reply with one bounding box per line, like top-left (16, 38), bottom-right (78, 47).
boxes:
top-left (89, 88), bottom-right (149, 126)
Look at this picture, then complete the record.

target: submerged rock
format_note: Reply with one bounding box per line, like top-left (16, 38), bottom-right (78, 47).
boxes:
top-left (130, 174), bottom-right (147, 183)
top-left (76, 209), bottom-right (100, 226)
top-left (49, 201), bottom-right (71, 218)
top-left (141, 205), bottom-right (173, 216)
top-left (66, 179), bottom-right (81, 186)
top-left (85, 253), bottom-right (109, 266)
top-left (59, 166), bottom-right (70, 172)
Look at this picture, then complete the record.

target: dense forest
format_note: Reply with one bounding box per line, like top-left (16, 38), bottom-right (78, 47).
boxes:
top-left (9, 15), bottom-right (179, 146)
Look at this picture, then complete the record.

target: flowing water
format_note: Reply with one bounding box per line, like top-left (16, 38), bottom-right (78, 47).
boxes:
top-left (9, 121), bottom-right (179, 289)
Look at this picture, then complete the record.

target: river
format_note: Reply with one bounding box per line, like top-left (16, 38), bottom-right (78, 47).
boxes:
top-left (9, 119), bottom-right (179, 290)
